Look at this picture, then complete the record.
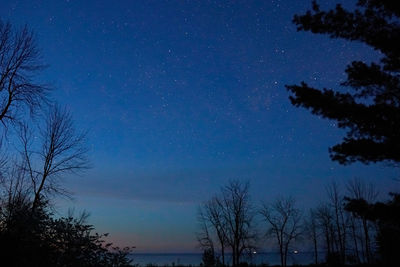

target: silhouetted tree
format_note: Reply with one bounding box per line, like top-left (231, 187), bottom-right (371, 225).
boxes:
top-left (260, 196), bottom-right (302, 267)
top-left (286, 1), bottom-right (400, 165)
top-left (0, 20), bottom-right (48, 129)
top-left (304, 208), bottom-right (319, 265)
top-left (326, 182), bottom-right (348, 265)
top-left (346, 178), bottom-right (379, 263)
top-left (0, 20), bottom-right (133, 266)
top-left (345, 193), bottom-right (400, 266)
top-left (19, 105), bottom-right (89, 211)
top-left (0, 183), bottom-right (133, 267)
top-left (198, 180), bottom-right (256, 267)
top-left (197, 207), bottom-right (216, 262)
top-left (314, 203), bottom-right (338, 264)
top-left (221, 180), bottom-right (257, 267)
top-left (48, 211), bottom-right (133, 267)
top-left (197, 196), bottom-right (227, 266)
top-left (201, 248), bottom-right (216, 267)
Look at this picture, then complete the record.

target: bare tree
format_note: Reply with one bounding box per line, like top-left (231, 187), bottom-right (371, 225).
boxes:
top-left (19, 105), bottom-right (89, 211)
top-left (220, 180), bottom-right (256, 266)
top-left (315, 203), bottom-right (340, 263)
top-left (198, 180), bottom-right (256, 266)
top-left (202, 196), bottom-right (228, 266)
top-left (196, 207), bottom-right (215, 257)
top-left (304, 208), bottom-right (319, 265)
top-left (345, 178), bottom-right (379, 264)
top-left (0, 21), bottom-right (48, 129)
top-left (348, 212), bottom-right (361, 264)
top-left (260, 196), bottom-right (302, 267)
top-left (326, 181), bottom-right (347, 264)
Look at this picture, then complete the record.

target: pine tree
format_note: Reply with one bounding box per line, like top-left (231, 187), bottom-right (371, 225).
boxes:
top-left (286, 1), bottom-right (400, 165)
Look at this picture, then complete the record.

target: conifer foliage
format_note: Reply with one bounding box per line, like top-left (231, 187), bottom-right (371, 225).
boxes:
top-left (286, 1), bottom-right (400, 165)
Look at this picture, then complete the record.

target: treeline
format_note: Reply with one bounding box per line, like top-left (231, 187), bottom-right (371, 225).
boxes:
top-left (0, 21), bottom-right (133, 266)
top-left (197, 179), bottom-right (400, 267)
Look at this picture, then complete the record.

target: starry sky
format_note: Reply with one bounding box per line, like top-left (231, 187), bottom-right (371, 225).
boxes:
top-left (1, 0), bottom-right (398, 253)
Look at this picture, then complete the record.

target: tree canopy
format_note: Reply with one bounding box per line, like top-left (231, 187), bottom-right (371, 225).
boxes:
top-left (0, 20), bottom-right (133, 267)
top-left (286, 0), bottom-right (400, 165)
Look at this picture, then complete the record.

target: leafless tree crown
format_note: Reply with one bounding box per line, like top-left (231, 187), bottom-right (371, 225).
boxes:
top-left (0, 21), bottom-right (48, 128)
top-left (18, 105), bottom-right (89, 210)
top-left (260, 196), bottom-right (302, 267)
top-left (197, 180), bottom-right (256, 267)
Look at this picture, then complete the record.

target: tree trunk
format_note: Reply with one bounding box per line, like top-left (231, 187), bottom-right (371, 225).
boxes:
top-left (351, 218), bottom-right (361, 264)
top-left (221, 245), bottom-right (225, 266)
top-left (362, 218), bottom-right (371, 263)
top-left (232, 244), bottom-right (236, 266)
top-left (313, 233), bottom-right (318, 264)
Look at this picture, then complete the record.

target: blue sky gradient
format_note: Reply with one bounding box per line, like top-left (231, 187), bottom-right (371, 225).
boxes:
top-left (1, 0), bottom-right (398, 252)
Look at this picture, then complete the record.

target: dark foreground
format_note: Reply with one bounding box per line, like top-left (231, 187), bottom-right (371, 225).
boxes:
top-left (132, 264), bottom-right (391, 267)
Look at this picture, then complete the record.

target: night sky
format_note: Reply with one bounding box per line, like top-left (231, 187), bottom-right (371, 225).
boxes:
top-left (1, 0), bottom-right (398, 253)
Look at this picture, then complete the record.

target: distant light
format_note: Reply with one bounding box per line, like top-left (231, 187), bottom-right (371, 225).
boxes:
top-left (253, 251), bottom-right (257, 254)
top-left (293, 250), bottom-right (299, 254)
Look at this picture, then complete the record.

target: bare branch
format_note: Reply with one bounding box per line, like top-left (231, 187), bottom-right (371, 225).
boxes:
top-left (15, 105), bottom-right (91, 211)
top-left (0, 20), bottom-right (49, 131)
top-left (260, 196), bottom-right (302, 267)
